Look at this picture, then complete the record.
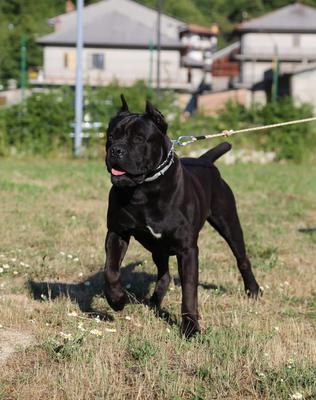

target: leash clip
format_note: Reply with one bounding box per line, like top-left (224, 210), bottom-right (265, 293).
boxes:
top-left (172, 135), bottom-right (197, 147)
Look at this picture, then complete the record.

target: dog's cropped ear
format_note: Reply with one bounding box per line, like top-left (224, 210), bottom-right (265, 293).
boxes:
top-left (117, 94), bottom-right (129, 115)
top-left (145, 100), bottom-right (168, 134)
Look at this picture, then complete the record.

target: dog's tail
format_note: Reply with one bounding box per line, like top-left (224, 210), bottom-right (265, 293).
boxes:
top-left (199, 142), bottom-right (232, 163)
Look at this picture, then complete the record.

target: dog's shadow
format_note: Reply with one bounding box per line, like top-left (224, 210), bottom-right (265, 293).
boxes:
top-left (298, 227), bottom-right (316, 234)
top-left (28, 261), bottom-right (226, 327)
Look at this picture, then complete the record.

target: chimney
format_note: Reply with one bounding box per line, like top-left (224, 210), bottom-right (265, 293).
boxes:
top-left (66, 0), bottom-right (75, 13)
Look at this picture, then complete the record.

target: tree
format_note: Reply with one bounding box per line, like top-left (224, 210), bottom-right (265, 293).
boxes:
top-left (0, 0), bottom-right (98, 87)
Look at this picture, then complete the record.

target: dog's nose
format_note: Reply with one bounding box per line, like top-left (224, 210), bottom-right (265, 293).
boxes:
top-left (110, 146), bottom-right (126, 159)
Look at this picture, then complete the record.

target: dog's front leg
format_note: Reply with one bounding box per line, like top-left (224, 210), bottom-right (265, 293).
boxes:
top-left (104, 231), bottom-right (129, 311)
top-left (177, 247), bottom-right (200, 338)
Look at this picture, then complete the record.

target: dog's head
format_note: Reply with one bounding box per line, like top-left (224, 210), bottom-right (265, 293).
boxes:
top-left (105, 95), bottom-right (171, 187)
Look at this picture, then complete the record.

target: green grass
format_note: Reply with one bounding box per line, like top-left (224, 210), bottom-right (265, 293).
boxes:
top-left (0, 157), bottom-right (316, 400)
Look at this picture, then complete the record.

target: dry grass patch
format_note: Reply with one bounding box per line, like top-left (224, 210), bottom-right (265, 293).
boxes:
top-left (0, 159), bottom-right (315, 400)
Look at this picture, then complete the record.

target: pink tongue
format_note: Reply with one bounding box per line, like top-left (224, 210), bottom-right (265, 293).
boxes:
top-left (111, 168), bottom-right (126, 176)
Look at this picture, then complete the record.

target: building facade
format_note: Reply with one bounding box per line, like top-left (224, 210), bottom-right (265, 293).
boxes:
top-left (36, 0), bottom-right (218, 90)
top-left (235, 3), bottom-right (316, 96)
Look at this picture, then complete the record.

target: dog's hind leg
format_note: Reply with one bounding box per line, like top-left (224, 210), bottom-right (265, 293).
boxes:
top-left (208, 180), bottom-right (260, 298)
top-left (150, 253), bottom-right (170, 308)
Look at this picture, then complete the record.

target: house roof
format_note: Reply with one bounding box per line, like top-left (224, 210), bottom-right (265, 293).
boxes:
top-left (212, 41), bottom-right (240, 61)
top-left (38, 11), bottom-right (181, 49)
top-left (37, 0), bottom-right (184, 49)
top-left (237, 3), bottom-right (316, 33)
top-left (179, 24), bottom-right (219, 36)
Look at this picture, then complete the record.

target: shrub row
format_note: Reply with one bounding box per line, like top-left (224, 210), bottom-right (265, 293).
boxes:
top-left (0, 81), bottom-right (315, 162)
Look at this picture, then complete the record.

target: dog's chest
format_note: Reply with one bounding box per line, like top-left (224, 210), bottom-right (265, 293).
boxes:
top-left (145, 224), bottom-right (162, 239)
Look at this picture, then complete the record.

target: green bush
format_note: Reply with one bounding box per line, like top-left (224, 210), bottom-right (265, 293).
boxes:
top-left (0, 111), bottom-right (7, 156)
top-left (0, 83), bottom-right (315, 162)
top-left (212, 98), bottom-right (316, 162)
top-left (3, 87), bottom-right (74, 155)
top-left (0, 81), bottom-right (177, 156)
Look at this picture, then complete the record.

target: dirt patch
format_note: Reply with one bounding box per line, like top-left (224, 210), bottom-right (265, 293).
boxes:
top-left (0, 328), bottom-right (35, 365)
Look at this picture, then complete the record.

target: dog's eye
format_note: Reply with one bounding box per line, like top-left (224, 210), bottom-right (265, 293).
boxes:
top-left (133, 135), bottom-right (145, 144)
top-left (107, 133), bottom-right (113, 141)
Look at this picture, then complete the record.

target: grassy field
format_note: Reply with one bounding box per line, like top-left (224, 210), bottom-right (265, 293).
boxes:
top-left (0, 157), bottom-right (315, 400)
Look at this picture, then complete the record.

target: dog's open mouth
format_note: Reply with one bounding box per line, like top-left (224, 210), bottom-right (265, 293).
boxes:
top-left (111, 168), bottom-right (126, 176)
top-left (108, 163), bottom-right (147, 186)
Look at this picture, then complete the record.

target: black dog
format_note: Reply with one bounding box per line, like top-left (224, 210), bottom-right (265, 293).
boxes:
top-left (104, 95), bottom-right (260, 337)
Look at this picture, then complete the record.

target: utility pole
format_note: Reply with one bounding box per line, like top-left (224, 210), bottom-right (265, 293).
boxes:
top-left (20, 35), bottom-right (27, 101)
top-left (148, 39), bottom-right (154, 96)
top-left (74, 0), bottom-right (84, 156)
top-left (156, 0), bottom-right (162, 97)
top-left (272, 45), bottom-right (279, 102)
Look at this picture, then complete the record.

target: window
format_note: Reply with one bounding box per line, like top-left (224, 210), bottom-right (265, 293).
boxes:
top-left (64, 53), bottom-right (68, 68)
top-left (293, 34), bottom-right (300, 47)
top-left (64, 52), bottom-right (76, 71)
top-left (91, 53), bottom-right (105, 70)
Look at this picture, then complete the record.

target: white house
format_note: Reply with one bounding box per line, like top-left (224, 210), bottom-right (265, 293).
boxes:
top-left (36, 0), bottom-right (220, 90)
top-left (36, 0), bottom-right (187, 88)
top-left (203, 3), bottom-right (316, 111)
top-left (235, 3), bottom-right (316, 94)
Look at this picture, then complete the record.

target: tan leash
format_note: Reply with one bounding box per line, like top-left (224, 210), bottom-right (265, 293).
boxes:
top-left (172, 116), bottom-right (316, 146)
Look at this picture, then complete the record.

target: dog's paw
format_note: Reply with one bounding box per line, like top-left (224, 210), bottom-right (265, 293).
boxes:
top-left (147, 293), bottom-right (162, 310)
top-left (181, 316), bottom-right (200, 339)
top-left (245, 282), bottom-right (262, 299)
top-left (106, 292), bottom-right (128, 311)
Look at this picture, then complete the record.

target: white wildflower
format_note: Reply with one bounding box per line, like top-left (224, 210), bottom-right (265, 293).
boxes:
top-left (74, 257), bottom-right (79, 262)
top-left (78, 272), bottom-right (83, 277)
top-left (67, 254), bottom-right (73, 259)
top-left (125, 316), bottom-right (132, 321)
top-left (67, 311), bottom-right (78, 317)
top-left (104, 328), bottom-right (117, 333)
top-left (0, 267), bottom-right (4, 274)
top-left (290, 393), bottom-right (303, 400)
top-left (59, 251), bottom-right (65, 256)
top-left (3, 264), bottom-right (10, 269)
top-left (60, 332), bottom-right (72, 340)
top-left (13, 271), bottom-right (18, 275)
top-left (90, 329), bottom-right (103, 336)
top-left (78, 322), bottom-right (86, 332)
